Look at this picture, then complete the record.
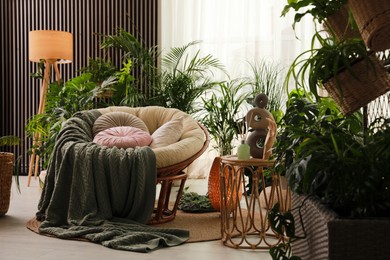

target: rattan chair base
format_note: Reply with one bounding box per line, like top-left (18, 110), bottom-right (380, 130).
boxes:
top-left (149, 123), bottom-right (210, 224)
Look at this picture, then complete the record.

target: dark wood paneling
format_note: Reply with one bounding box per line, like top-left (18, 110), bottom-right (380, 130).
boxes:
top-left (0, 0), bottom-right (158, 174)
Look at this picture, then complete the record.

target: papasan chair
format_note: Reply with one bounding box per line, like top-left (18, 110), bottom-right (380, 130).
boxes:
top-left (38, 106), bottom-right (209, 226)
top-left (90, 106), bottom-right (209, 224)
top-left (35, 106), bottom-right (210, 251)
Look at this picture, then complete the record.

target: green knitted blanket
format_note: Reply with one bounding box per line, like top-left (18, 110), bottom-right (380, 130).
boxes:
top-left (36, 110), bottom-right (189, 252)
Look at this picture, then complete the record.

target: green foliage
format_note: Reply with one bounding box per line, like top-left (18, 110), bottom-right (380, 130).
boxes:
top-left (155, 41), bottom-right (225, 114)
top-left (110, 58), bottom-right (144, 106)
top-left (281, 0), bottom-right (347, 29)
top-left (26, 73), bottom-right (106, 168)
top-left (246, 60), bottom-right (286, 123)
top-left (80, 57), bottom-right (117, 83)
top-left (178, 190), bottom-right (215, 213)
top-left (0, 136), bottom-right (21, 147)
top-left (275, 91), bottom-right (390, 218)
top-left (200, 79), bottom-right (250, 156)
top-left (285, 32), bottom-right (370, 99)
top-left (268, 203), bottom-right (302, 260)
top-left (101, 28), bottom-right (159, 105)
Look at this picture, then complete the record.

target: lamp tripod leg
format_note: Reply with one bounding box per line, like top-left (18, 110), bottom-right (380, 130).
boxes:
top-left (27, 61), bottom-right (51, 187)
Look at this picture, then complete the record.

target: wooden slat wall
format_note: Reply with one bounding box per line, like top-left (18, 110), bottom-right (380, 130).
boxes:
top-left (0, 0), bottom-right (159, 174)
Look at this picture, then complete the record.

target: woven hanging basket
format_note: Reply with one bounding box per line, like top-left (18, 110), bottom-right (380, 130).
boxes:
top-left (349, 0), bottom-right (390, 51)
top-left (0, 152), bottom-right (14, 217)
top-left (324, 4), bottom-right (361, 41)
top-left (207, 157), bottom-right (242, 211)
top-left (323, 54), bottom-right (390, 115)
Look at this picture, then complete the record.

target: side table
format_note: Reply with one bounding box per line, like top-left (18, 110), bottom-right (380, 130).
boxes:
top-left (219, 155), bottom-right (291, 249)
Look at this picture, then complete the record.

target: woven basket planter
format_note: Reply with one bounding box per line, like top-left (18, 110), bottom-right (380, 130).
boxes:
top-left (0, 152), bottom-right (14, 216)
top-left (292, 194), bottom-right (390, 260)
top-left (207, 157), bottom-right (242, 211)
top-left (323, 54), bottom-right (390, 115)
top-left (324, 4), bottom-right (361, 41)
top-left (349, 0), bottom-right (390, 51)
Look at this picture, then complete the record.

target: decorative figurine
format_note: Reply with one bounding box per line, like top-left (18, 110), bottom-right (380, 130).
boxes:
top-left (245, 93), bottom-right (277, 159)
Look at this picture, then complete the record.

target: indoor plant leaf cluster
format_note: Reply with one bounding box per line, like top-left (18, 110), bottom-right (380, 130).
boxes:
top-left (157, 40), bottom-right (226, 114)
top-left (200, 79), bottom-right (250, 156)
top-left (285, 31), bottom-right (370, 99)
top-left (26, 73), bottom-right (106, 168)
top-left (274, 90), bottom-right (390, 218)
top-left (281, 0), bottom-right (347, 28)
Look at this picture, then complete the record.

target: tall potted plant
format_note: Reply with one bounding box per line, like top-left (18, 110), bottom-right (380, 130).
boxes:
top-left (199, 79), bottom-right (250, 210)
top-left (269, 91), bottom-right (390, 259)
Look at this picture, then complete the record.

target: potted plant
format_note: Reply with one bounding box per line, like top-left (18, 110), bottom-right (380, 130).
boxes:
top-left (0, 135), bottom-right (21, 216)
top-left (198, 79), bottom-right (250, 210)
top-left (155, 40), bottom-right (226, 114)
top-left (269, 90), bottom-right (390, 259)
top-left (286, 31), bottom-right (390, 115)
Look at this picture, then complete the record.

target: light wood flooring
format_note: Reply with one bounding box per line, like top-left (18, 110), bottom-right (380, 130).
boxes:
top-left (0, 176), bottom-right (271, 260)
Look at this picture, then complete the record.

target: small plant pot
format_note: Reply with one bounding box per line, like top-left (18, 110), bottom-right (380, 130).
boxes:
top-left (0, 152), bottom-right (14, 216)
top-left (323, 54), bottom-right (390, 115)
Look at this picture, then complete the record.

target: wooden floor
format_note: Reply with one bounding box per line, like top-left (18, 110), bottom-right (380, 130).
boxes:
top-left (0, 176), bottom-right (271, 260)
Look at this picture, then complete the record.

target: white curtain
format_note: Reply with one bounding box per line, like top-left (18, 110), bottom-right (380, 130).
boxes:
top-left (160, 1), bottom-right (317, 178)
top-left (160, 0), bottom-right (316, 80)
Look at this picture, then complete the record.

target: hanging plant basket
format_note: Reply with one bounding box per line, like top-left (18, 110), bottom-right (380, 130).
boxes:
top-left (0, 152), bottom-right (14, 216)
top-left (349, 0), bottom-right (390, 51)
top-left (324, 4), bottom-right (361, 41)
top-left (323, 54), bottom-right (390, 115)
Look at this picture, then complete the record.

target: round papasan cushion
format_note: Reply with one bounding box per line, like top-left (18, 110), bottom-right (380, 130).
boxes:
top-left (93, 126), bottom-right (152, 149)
top-left (96, 106), bottom-right (207, 169)
top-left (92, 111), bottom-right (149, 135)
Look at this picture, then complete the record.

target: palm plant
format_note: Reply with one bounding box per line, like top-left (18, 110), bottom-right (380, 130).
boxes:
top-left (200, 79), bottom-right (250, 156)
top-left (155, 41), bottom-right (226, 114)
top-left (100, 28), bottom-right (160, 106)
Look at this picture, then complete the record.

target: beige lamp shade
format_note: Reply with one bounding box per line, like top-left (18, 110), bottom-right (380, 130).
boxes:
top-left (29, 30), bottom-right (73, 63)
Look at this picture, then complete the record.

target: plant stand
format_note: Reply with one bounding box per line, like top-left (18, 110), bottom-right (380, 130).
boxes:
top-left (219, 155), bottom-right (290, 249)
top-left (292, 194), bottom-right (390, 260)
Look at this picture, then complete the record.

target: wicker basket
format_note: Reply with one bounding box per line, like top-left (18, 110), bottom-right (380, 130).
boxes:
top-left (324, 4), bottom-right (361, 41)
top-left (323, 54), bottom-right (390, 115)
top-left (349, 0), bottom-right (390, 51)
top-left (0, 152), bottom-right (14, 217)
top-left (292, 194), bottom-right (390, 260)
top-left (207, 157), bottom-right (242, 211)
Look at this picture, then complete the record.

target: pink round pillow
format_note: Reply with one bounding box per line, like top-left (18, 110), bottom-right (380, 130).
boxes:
top-left (93, 126), bottom-right (152, 149)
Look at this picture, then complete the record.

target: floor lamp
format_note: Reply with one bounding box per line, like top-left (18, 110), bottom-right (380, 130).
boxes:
top-left (27, 30), bottom-right (73, 187)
